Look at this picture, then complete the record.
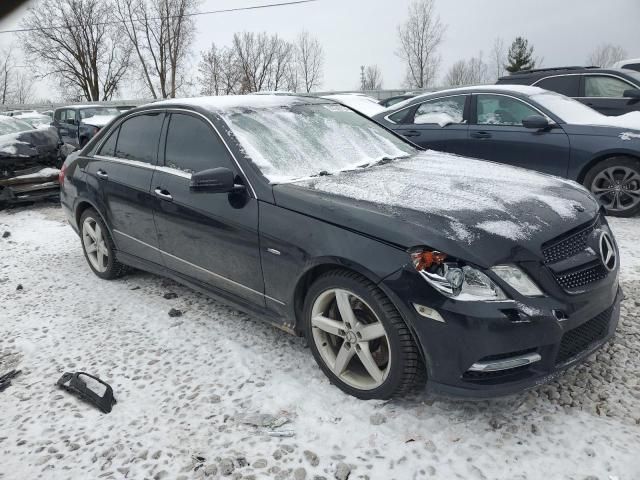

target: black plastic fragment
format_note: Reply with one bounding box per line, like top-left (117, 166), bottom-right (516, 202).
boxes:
top-left (57, 372), bottom-right (117, 414)
top-left (0, 369), bottom-right (21, 392)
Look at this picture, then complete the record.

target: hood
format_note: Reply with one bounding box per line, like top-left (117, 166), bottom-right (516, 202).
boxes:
top-left (81, 115), bottom-right (117, 128)
top-left (563, 111), bottom-right (640, 138)
top-left (0, 126), bottom-right (60, 160)
top-left (562, 123), bottom-right (640, 140)
top-left (273, 151), bottom-right (600, 268)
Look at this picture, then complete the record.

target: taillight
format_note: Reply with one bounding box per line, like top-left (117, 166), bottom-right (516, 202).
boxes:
top-left (59, 163), bottom-right (67, 186)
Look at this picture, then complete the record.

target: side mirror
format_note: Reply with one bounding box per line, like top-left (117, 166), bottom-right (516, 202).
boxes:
top-left (190, 167), bottom-right (245, 193)
top-left (623, 89), bottom-right (640, 99)
top-left (522, 115), bottom-right (550, 130)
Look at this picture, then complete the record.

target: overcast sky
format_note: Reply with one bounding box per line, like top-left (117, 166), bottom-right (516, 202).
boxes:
top-left (0, 0), bottom-right (639, 100)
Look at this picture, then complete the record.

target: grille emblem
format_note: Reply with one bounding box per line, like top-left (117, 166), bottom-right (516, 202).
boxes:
top-left (599, 232), bottom-right (616, 271)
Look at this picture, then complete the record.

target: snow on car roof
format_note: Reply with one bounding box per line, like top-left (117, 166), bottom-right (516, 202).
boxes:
top-left (153, 94), bottom-right (331, 112)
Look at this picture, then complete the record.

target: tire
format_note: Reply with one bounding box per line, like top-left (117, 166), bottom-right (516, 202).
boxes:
top-left (583, 156), bottom-right (640, 217)
top-left (303, 269), bottom-right (422, 399)
top-left (79, 208), bottom-right (128, 280)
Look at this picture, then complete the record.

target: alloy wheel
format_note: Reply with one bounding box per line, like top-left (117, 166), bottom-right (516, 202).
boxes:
top-left (82, 217), bottom-right (109, 273)
top-left (310, 288), bottom-right (391, 390)
top-left (591, 166), bottom-right (640, 213)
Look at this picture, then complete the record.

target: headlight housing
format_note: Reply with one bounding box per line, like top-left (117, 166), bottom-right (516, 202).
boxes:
top-left (491, 265), bottom-right (543, 297)
top-left (409, 248), bottom-right (507, 301)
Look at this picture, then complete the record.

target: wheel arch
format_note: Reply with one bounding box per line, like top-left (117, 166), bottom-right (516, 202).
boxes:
top-left (74, 199), bottom-right (114, 240)
top-left (577, 151), bottom-right (640, 184)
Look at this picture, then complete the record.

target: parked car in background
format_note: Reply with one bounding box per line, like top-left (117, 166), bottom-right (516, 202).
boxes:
top-left (321, 93), bottom-right (385, 117)
top-left (53, 105), bottom-right (121, 148)
top-left (15, 112), bottom-right (53, 129)
top-left (115, 105), bottom-right (137, 112)
top-left (61, 95), bottom-right (621, 399)
top-left (0, 116), bottom-right (67, 208)
top-left (1, 109), bottom-right (38, 117)
top-left (374, 85), bottom-right (640, 217)
top-left (613, 58), bottom-right (640, 73)
top-left (379, 93), bottom-right (416, 108)
top-left (497, 66), bottom-right (640, 116)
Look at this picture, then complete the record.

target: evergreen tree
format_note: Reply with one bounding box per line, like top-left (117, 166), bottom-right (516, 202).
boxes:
top-left (505, 37), bottom-right (536, 73)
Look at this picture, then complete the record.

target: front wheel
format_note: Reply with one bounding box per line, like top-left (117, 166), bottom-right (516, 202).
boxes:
top-left (303, 270), bottom-right (422, 399)
top-left (584, 157), bottom-right (640, 217)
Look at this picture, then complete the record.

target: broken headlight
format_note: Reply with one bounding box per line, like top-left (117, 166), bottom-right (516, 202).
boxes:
top-left (409, 248), bottom-right (507, 301)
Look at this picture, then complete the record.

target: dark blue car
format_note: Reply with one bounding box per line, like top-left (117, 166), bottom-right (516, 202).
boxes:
top-left (373, 85), bottom-right (640, 217)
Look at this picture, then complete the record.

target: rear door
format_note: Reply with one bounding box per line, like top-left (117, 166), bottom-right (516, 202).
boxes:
top-left (387, 95), bottom-right (470, 155)
top-left (152, 112), bottom-right (264, 306)
top-left (468, 93), bottom-right (570, 177)
top-left (55, 109), bottom-right (79, 145)
top-left (580, 74), bottom-right (640, 116)
top-left (86, 112), bottom-right (165, 266)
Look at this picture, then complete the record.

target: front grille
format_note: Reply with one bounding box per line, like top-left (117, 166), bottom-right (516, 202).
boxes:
top-left (542, 219), bottom-right (598, 264)
top-left (556, 307), bottom-right (612, 364)
top-left (555, 263), bottom-right (608, 291)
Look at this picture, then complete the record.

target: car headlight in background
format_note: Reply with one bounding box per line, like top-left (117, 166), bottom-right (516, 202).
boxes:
top-left (409, 248), bottom-right (507, 301)
top-left (491, 265), bottom-right (544, 297)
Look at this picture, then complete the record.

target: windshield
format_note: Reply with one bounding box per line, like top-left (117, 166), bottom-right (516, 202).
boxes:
top-left (0, 117), bottom-right (35, 135)
top-left (16, 115), bottom-right (51, 128)
top-left (221, 103), bottom-right (415, 183)
top-left (79, 107), bottom-right (120, 119)
top-left (624, 70), bottom-right (640, 83)
top-left (530, 91), bottom-right (606, 124)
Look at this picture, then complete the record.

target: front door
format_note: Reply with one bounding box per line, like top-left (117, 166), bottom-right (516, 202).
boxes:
top-left (85, 111), bottom-right (165, 266)
top-left (55, 109), bottom-right (80, 145)
top-left (152, 112), bottom-right (264, 306)
top-left (390, 95), bottom-right (470, 155)
top-left (468, 93), bottom-right (570, 177)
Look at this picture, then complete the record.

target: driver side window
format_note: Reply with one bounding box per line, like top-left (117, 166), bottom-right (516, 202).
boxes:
top-left (476, 95), bottom-right (539, 126)
top-left (164, 113), bottom-right (234, 174)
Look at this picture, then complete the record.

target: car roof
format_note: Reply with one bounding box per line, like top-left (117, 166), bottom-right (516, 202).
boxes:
top-left (57, 105), bottom-right (120, 110)
top-left (497, 66), bottom-right (639, 81)
top-left (150, 94), bottom-right (332, 113)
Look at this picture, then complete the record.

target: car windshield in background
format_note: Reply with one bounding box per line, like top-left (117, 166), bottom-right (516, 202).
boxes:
top-left (530, 91), bottom-right (606, 124)
top-left (0, 117), bottom-right (35, 135)
top-left (15, 114), bottom-right (51, 129)
top-left (221, 103), bottom-right (415, 183)
top-left (79, 107), bottom-right (120, 119)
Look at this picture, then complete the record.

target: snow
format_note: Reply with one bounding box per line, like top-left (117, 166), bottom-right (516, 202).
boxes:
top-left (81, 115), bottom-right (117, 128)
top-left (154, 94), bottom-right (315, 112)
top-left (296, 151), bottom-right (591, 241)
top-left (1, 205), bottom-right (639, 479)
top-left (220, 103), bottom-right (413, 183)
top-left (620, 131), bottom-right (640, 141)
top-left (0, 133), bottom-right (32, 157)
top-left (321, 94), bottom-right (386, 117)
top-left (10, 167), bottom-right (60, 180)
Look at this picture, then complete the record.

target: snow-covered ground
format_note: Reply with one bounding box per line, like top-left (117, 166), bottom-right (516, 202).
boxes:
top-left (1, 205), bottom-right (639, 480)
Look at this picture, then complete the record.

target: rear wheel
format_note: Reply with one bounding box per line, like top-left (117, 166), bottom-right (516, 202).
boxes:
top-left (79, 208), bottom-right (127, 279)
top-left (584, 157), bottom-right (640, 217)
top-left (303, 270), bottom-right (422, 399)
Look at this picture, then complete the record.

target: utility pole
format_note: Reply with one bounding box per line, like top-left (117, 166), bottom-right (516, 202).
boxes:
top-left (360, 65), bottom-right (365, 91)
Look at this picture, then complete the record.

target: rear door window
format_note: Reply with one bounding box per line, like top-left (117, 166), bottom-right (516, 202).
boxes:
top-left (535, 75), bottom-right (580, 97)
top-left (412, 96), bottom-right (467, 125)
top-left (584, 75), bottom-right (634, 97)
top-left (164, 113), bottom-right (234, 174)
top-left (115, 113), bottom-right (164, 164)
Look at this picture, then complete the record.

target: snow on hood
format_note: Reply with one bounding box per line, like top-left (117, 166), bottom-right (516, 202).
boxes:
top-left (620, 131), bottom-right (640, 140)
top-left (293, 151), bottom-right (598, 243)
top-left (81, 115), bottom-right (117, 128)
top-left (0, 132), bottom-right (34, 157)
top-left (321, 94), bottom-right (385, 117)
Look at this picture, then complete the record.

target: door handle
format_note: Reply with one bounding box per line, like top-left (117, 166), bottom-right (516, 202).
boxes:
top-left (402, 130), bottom-right (421, 137)
top-left (154, 187), bottom-right (173, 201)
top-left (96, 169), bottom-right (108, 179)
top-left (470, 131), bottom-right (492, 139)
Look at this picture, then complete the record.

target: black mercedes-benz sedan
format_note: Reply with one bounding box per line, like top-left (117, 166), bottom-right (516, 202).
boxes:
top-left (60, 95), bottom-right (622, 399)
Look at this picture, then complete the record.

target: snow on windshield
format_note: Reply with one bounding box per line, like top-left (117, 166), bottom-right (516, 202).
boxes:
top-left (0, 116), bottom-right (34, 135)
top-left (532, 91), bottom-right (640, 130)
top-left (80, 108), bottom-right (120, 119)
top-left (221, 104), bottom-right (415, 183)
top-left (321, 94), bottom-right (386, 117)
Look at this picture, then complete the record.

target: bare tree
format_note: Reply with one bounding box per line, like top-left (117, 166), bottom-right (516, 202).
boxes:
top-left (587, 43), bottom-right (628, 68)
top-left (445, 53), bottom-right (488, 86)
top-left (362, 65), bottom-right (383, 90)
top-left (198, 43), bottom-right (224, 96)
top-left (397, 0), bottom-right (445, 88)
top-left (266, 37), bottom-right (295, 91)
top-left (232, 32), bottom-right (282, 93)
top-left (295, 31), bottom-right (324, 93)
top-left (491, 37), bottom-right (506, 80)
top-left (13, 71), bottom-right (35, 104)
top-left (21, 0), bottom-right (130, 101)
top-left (0, 47), bottom-right (13, 105)
top-left (115, 0), bottom-right (199, 99)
